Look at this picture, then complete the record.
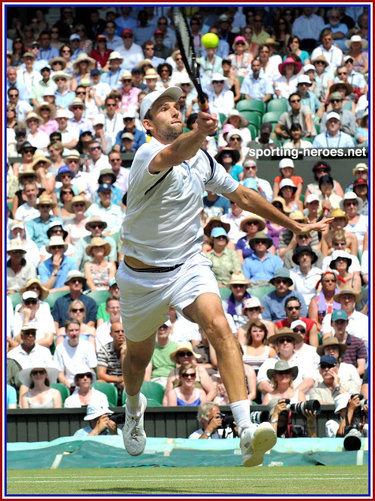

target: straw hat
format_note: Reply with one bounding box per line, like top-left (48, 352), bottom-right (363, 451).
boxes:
top-left (18, 365), bottom-right (59, 387)
top-left (223, 109), bottom-right (249, 128)
top-left (45, 236), bottom-right (68, 253)
top-left (7, 239), bottom-right (26, 254)
top-left (36, 192), bottom-right (55, 208)
top-left (35, 101), bottom-right (56, 119)
top-left (312, 55), bottom-right (329, 66)
top-left (31, 153), bottom-right (52, 170)
top-left (203, 218), bottom-right (230, 237)
top-left (18, 166), bottom-right (37, 182)
top-left (49, 56), bottom-right (67, 69)
top-left (170, 342), bottom-right (201, 363)
top-left (227, 272), bottom-right (250, 286)
top-left (66, 195), bottom-right (91, 213)
top-left (271, 196), bottom-right (291, 213)
top-left (331, 208), bottom-right (349, 223)
top-left (73, 53), bottom-right (95, 72)
top-left (333, 288), bottom-right (360, 303)
top-left (20, 278), bottom-right (49, 301)
top-left (240, 213), bottom-right (266, 232)
top-left (329, 82), bottom-right (354, 97)
top-left (69, 97), bottom-right (85, 111)
top-left (25, 112), bottom-right (42, 124)
top-left (144, 68), bottom-right (159, 80)
top-left (317, 336), bottom-right (347, 357)
top-left (85, 237), bottom-right (111, 257)
top-left (85, 216), bottom-right (108, 231)
top-left (51, 71), bottom-right (71, 82)
top-left (268, 327), bottom-right (303, 346)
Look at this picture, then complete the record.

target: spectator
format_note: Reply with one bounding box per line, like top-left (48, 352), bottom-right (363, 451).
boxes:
top-left (340, 192), bottom-right (368, 249)
top-left (257, 327), bottom-right (316, 399)
top-left (199, 46), bottom-right (223, 80)
top-left (114, 110), bottom-right (146, 152)
top-left (97, 321), bottom-right (125, 396)
top-left (101, 51), bottom-right (124, 89)
top-left (282, 228), bottom-right (322, 268)
top-left (289, 246), bottom-right (322, 306)
top-left (316, 337), bottom-right (361, 394)
top-left (312, 112), bottom-right (355, 148)
top-left (214, 148), bottom-right (241, 182)
top-left (275, 295), bottom-right (318, 347)
top-left (272, 158), bottom-right (303, 203)
top-left (165, 363), bottom-right (207, 407)
top-left (221, 200), bottom-right (249, 245)
top-left (19, 365), bottom-right (61, 408)
top-left (38, 236), bottom-right (78, 292)
top-left (261, 268), bottom-right (307, 322)
top-left (7, 323), bottom-right (54, 370)
top-left (55, 318), bottom-right (97, 391)
top-left (239, 159), bottom-right (273, 202)
top-left (64, 368), bottom-right (108, 408)
top-left (345, 35), bottom-right (368, 75)
top-left (13, 180), bottom-right (40, 223)
top-left (11, 290), bottom-right (55, 348)
top-left (321, 91), bottom-right (357, 137)
top-left (206, 74), bottom-right (234, 119)
top-left (352, 178), bottom-right (368, 216)
top-left (240, 318), bottom-right (276, 372)
top-left (274, 56), bottom-right (301, 100)
top-left (291, 8), bottom-right (325, 51)
top-left (235, 213), bottom-right (268, 262)
top-left (205, 227), bottom-right (242, 288)
top-left (203, 190), bottom-right (231, 219)
top-left (117, 29), bottom-right (143, 70)
top-left (56, 299), bottom-right (96, 348)
top-left (240, 58), bottom-right (273, 102)
top-left (221, 272), bottom-right (251, 330)
top-left (304, 161), bottom-right (344, 200)
top-left (247, 123), bottom-right (278, 151)
top-left (323, 309), bottom-right (367, 375)
top-left (321, 209), bottom-right (358, 258)
top-left (84, 237), bottom-right (116, 292)
top-left (73, 403), bottom-right (120, 437)
top-left (243, 232), bottom-right (283, 285)
top-left (283, 123), bottom-right (313, 150)
top-left (7, 240), bottom-right (36, 295)
top-left (308, 271), bottom-right (342, 331)
top-left (144, 321), bottom-right (178, 388)
top-left (95, 297), bottom-right (122, 352)
top-left (275, 92), bottom-right (315, 140)
top-left (53, 71), bottom-right (75, 109)
top-left (284, 35), bottom-right (310, 65)
top-left (329, 251), bottom-right (361, 294)
top-left (85, 184), bottom-right (124, 236)
top-left (163, 342), bottom-right (216, 404)
top-left (310, 28), bottom-right (343, 74)
top-left (52, 270), bottom-right (97, 330)
top-left (26, 193), bottom-right (58, 249)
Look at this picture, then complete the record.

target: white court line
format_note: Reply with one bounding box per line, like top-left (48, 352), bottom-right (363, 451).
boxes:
top-left (8, 475), bottom-right (367, 484)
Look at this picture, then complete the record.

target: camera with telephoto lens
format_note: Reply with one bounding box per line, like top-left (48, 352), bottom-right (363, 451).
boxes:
top-left (351, 393), bottom-right (368, 410)
top-left (343, 425), bottom-right (362, 451)
top-left (283, 399), bottom-right (321, 416)
top-left (250, 410), bottom-right (270, 424)
top-left (218, 412), bottom-right (238, 437)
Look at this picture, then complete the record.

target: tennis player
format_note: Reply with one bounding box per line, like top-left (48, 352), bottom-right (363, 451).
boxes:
top-left (116, 87), bottom-right (332, 466)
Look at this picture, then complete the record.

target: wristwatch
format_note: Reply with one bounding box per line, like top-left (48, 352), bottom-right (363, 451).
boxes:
top-left (205, 431), bottom-right (212, 438)
top-left (332, 385), bottom-right (341, 396)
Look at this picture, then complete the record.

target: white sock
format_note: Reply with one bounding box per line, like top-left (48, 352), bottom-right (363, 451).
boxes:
top-left (126, 391), bottom-right (140, 414)
top-left (230, 400), bottom-right (253, 436)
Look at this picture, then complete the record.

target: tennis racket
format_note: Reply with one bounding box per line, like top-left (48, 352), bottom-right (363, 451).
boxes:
top-left (173, 7), bottom-right (209, 112)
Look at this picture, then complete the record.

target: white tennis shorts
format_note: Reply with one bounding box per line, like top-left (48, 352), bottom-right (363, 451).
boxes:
top-left (116, 252), bottom-right (220, 342)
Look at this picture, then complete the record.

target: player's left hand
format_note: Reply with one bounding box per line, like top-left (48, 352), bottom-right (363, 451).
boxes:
top-left (196, 111), bottom-right (218, 136)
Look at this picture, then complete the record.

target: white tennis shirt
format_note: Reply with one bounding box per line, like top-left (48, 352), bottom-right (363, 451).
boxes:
top-left (121, 137), bottom-right (239, 267)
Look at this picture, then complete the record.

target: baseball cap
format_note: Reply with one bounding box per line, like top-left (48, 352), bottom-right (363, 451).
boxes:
top-left (211, 227), bottom-right (228, 238)
top-left (297, 75), bottom-right (312, 86)
top-left (121, 132), bottom-right (134, 140)
top-left (109, 278), bottom-right (117, 288)
top-left (305, 194), bottom-right (320, 204)
top-left (279, 158), bottom-right (294, 169)
top-left (97, 183), bottom-right (112, 193)
top-left (92, 115), bottom-right (105, 126)
top-left (15, 127), bottom-right (27, 137)
top-left (122, 29), bottom-right (133, 36)
top-left (154, 30), bottom-right (164, 36)
top-left (326, 111), bottom-right (341, 122)
top-left (97, 34), bottom-right (107, 41)
top-left (22, 291), bottom-right (38, 301)
top-left (303, 64), bottom-right (315, 73)
top-left (140, 86), bottom-right (182, 121)
top-left (319, 355), bottom-right (338, 366)
top-left (70, 34), bottom-right (80, 41)
top-left (331, 310), bottom-right (348, 322)
top-left (109, 51), bottom-right (123, 61)
top-left (290, 319), bottom-right (306, 330)
top-left (242, 297), bottom-right (261, 309)
top-left (90, 69), bottom-right (101, 77)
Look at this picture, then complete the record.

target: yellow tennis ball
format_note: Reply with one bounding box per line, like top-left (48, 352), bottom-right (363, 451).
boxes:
top-left (201, 33), bottom-right (219, 49)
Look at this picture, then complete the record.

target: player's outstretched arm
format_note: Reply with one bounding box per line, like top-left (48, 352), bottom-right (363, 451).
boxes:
top-left (225, 184), bottom-right (334, 235)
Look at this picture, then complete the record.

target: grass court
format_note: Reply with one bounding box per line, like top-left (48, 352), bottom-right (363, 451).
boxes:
top-left (7, 465), bottom-right (369, 496)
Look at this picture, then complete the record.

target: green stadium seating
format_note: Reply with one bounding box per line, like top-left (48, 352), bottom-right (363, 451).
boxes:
top-left (249, 285), bottom-right (275, 300)
top-left (122, 381), bottom-right (164, 407)
top-left (238, 111), bottom-right (261, 129)
top-left (247, 124), bottom-right (258, 140)
top-left (92, 381), bottom-right (119, 407)
top-left (51, 383), bottom-right (70, 405)
top-left (45, 290), bottom-right (68, 309)
top-left (87, 290), bottom-right (110, 306)
top-left (262, 111), bottom-right (282, 125)
top-left (236, 99), bottom-right (266, 116)
top-left (219, 287), bottom-right (231, 300)
top-left (267, 98), bottom-right (288, 113)
top-left (9, 292), bottom-right (21, 309)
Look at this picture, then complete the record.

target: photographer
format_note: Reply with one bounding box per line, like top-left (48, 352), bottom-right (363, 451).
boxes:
top-left (73, 403), bottom-right (121, 437)
top-left (334, 393), bottom-right (368, 449)
top-left (189, 402), bottom-right (235, 439)
top-left (264, 361), bottom-right (318, 438)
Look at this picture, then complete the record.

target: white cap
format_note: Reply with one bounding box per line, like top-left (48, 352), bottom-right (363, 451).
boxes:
top-left (84, 404), bottom-right (113, 421)
top-left (344, 55), bottom-right (354, 63)
top-left (92, 115), bottom-right (105, 126)
top-left (243, 297), bottom-right (261, 309)
top-left (334, 392), bottom-right (351, 414)
top-left (303, 64), bottom-right (315, 73)
top-left (325, 111), bottom-right (341, 122)
top-left (279, 158), bottom-right (294, 169)
top-left (297, 75), bottom-right (312, 86)
top-left (290, 319), bottom-right (306, 330)
top-left (140, 86), bottom-right (182, 121)
top-left (305, 194), bottom-right (320, 204)
top-left (22, 291), bottom-right (38, 301)
top-left (279, 178), bottom-right (296, 190)
top-left (56, 108), bottom-right (70, 119)
top-left (109, 51), bottom-right (123, 61)
top-left (70, 34), bottom-right (80, 41)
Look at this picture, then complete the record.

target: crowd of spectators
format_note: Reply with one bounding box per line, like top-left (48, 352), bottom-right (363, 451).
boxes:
top-left (6, 6), bottom-right (369, 439)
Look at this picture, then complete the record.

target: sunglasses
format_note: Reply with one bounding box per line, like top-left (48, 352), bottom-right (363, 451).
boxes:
top-left (89, 224), bottom-right (105, 230)
top-left (320, 364), bottom-right (335, 370)
top-left (182, 372), bottom-right (196, 379)
top-left (232, 284), bottom-right (246, 288)
top-left (123, 35), bottom-right (133, 39)
top-left (236, 41), bottom-right (245, 45)
top-left (253, 240), bottom-right (268, 245)
top-left (73, 203), bottom-right (86, 208)
top-left (246, 221), bottom-right (259, 226)
top-left (10, 250), bottom-right (25, 254)
top-left (76, 91), bottom-right (86, 95)
top-left (70, 279), bottom-right (84, 284)
top-left (290, 99), bottom-right (300, 103)
top-left (61, 190), bottom-right (74, 195)
top-left (77, 372), bottom-right (93, 379)
top-left (331, 99), bottom-right (343, 104)
top-left (51, 228), bottom-right (64, 233)
top-left (73, 106), bottom-right (84, 110)
top-left (50, 245), bottom-right (64, 250)
top-left (71, 308), bottom-right (85, 313)
top-left (90, 146), bottom-right (101, 151)
top-left (31, 370), bottom-right (46, 376)
top-left (106, 103), bottom-right (117, 107)
top-left (247, 307), bottom-right (261, 312)
top-left (287, 305), bottom-right (301, 311)
top-left (212, 80), bottom-right (224, 84)
top-left (178, 351), bottom-right (193, 357)
top-left (333, 242), bottom-right (346, 246)
top-left (322, 279), bottom-right (337, 283)
top-left (22, 148), bottom-right (33, 153)
top-left (278, 337), bottom-right (293, 343)
top-left (293, 328), bottom-right (306, 334)
top-left (24, 299), bottom-right (38, 305)
top-left (229, 137), bottom-right (241, 141)
top-left (274, 278), bottom-right (289, 285)
top-left (338, 72), bottom-right (348, 76)
top-left (333, 319), bottom-right (347, 325)
top-left (110, 158), bottom-right (122, 162)
top-left (244, 165), bottom-right (256, 170)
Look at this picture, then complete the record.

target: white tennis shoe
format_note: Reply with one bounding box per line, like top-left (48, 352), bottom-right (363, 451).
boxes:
top-left (240, 422), bottom-right (277, 467)
top-left (123, 393), bottom-right (147, 456)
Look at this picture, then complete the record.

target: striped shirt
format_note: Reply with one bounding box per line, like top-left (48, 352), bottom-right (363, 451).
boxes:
top-left (341, 334), bottom-right (367, 368)
top-left (97, 342), bottom-right (122, 377)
